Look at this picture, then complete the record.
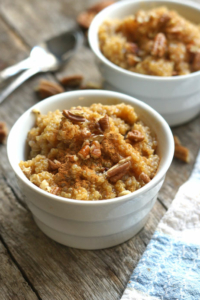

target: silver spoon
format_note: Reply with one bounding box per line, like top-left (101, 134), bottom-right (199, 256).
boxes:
top-left (0, 29), bottom-right (83, 104)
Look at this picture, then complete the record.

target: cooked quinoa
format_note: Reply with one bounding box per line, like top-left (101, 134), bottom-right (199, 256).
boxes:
top-left (19, 103), bottom-right (159, 200)
top-left (98, 6), bottom-right (200, 76)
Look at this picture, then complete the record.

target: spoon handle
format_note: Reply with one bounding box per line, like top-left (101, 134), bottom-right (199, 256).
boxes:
top-left (0, 57), bottom-right (33, 84)
top-left (0, 67), bottom-right (40, 104)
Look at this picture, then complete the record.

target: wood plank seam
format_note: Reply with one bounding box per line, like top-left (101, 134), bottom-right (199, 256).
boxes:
top-left (0, 232), bottom-right (41, 300)
top-left (0, 12), bottom-right (31, 50)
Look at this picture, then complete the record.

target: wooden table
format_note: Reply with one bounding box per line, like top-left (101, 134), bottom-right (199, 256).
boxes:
top-left (0, 1), bottom-right (200, 299)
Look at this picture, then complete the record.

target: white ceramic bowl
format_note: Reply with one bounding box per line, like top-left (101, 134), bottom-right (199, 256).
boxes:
top-left (88, 0), bottom-right (200, 126)
top-left (7, 90), bottom-right (174, 250)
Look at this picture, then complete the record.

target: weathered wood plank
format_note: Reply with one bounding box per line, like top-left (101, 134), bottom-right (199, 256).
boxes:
top-left (0, 171), bottom-right (165, 300)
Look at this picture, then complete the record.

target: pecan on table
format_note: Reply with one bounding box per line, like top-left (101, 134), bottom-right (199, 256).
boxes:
top-left (127, 130), bottom-right (144, 142)
top-left (0, 122), bottom-right (8, 144)
top-left (151, 33), bottom-right (167, 57)
top-left (62, 110), bottom-right (86, 122)
top-left (174, 135), bottom-right (190, 163)
top-left (107, 157), bottom-right (131, 183)
top-left (60, 75), bottom-right (83, 88)
top-left (36, 80), bottom-right (64, 99)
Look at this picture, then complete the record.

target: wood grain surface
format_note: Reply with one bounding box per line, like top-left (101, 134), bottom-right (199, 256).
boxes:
top-left (0, 1), bottom-right (200, 299)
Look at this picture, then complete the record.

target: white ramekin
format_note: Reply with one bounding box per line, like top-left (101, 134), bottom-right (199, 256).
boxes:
top-left (88, 0), bottom-right (200, 126)
top-left (7, 90), bottom-right (174, 249)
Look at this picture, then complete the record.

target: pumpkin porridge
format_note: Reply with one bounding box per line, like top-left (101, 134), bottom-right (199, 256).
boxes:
top-left (98, 6), bottom-right (200, 76)
top-left (19, 103), bottom-right (159, 200)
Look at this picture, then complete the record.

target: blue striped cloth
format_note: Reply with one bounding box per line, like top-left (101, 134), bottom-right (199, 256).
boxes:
top-left (121, 151), bottom-right (200, 300)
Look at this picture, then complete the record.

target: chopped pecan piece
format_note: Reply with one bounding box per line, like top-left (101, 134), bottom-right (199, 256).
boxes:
top-left (80, 128), bottom-right (91, 139)
top-left (90, 141), bottom-right (101, 159)
top-left (128, 130), bottom-right (144, 142)
top-left (151, 33), bottom-right (167, 57)
top-left (51, 187), bottom-right (61, 195)
top-left (36, 80), bottom-right (64, 99)
top-left (125, 42), bottom-right (139, 54)
top-left (60, 75), bottom-right (83, 88)
top-left (99, 115), bottom-right (110, 132)
top-left (48, 159), bottom-right (61, 172)
top-left (107, 157), bottom-right (131, 183)
top-left (139, 172), bottom-right (151, 183)
top-left (0, 122), bottom-right (8, 144)
top-left (65, 155), bottom-right (78, 162)
top-left (78, 144), bottom-right (90, 160)
top-left (63, 110), bottom-right (86, 122)
top-left (192, 52), bottom-right (200, 71)
top-left (174, 135), bottom-right (190, 163)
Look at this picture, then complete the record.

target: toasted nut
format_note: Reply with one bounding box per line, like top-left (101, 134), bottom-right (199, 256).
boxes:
top-left (80, 128), bottom-right (91, 139)
top-left (63, 110), bottom-right (86, 122)
top-left (23, 167), bottom-right (32, 179)
top-left (48, 159), bottom-right (61, 171)
top-left (32, 109), bottom-right (41, 115)
top-left (192, 52), bottom-right (200, 71)
top-left (36, 80), bottom-right (64, 99)
top-left (78, 145), bottom-right (90, 160)
top-left (139, 172), bottom-right (151, 183)
top-left (99, 115), bottom-right (110, 132)
top-left (119, 190), bottom-right (131, 196)
top-left (151, 33), bottom-right (167, 57)
top-left (173, 135), bottom-right (190, 163)
top-left (128, 130), bottom-right (144, 142)
top-left (90, 141), bottom-right (101, 159)
top-left (51, 187), bottom-right (61, 195)
top-left (125, 42), bottom-right (139, 54)
top-left (77, 11), bottom-right (96, 29)
top-left (77, 1), bottom-right (114, 29)
top-left (0, 122), bottom-right (8, 144)
top-left (65, 155), bottom-right (78, 162)
top-left (60, 75), bottom-right (83, 88)
top-left (107, 159), bottom-right (131, 182)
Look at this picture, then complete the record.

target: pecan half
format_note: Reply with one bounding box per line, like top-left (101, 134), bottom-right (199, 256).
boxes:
top-left (77, 1), bottom-right (115, 29)
top-left (60, 75), bottom-right (83, 88)
top-left (128, 130), bottom-right (144, 142)
top-left (51, 187), bottom-right (61, 195)
top-left (174, 135), bottom-right (190, 163)
top-left (107, 157), bottom-right (131, 183)
top-left (90, 141), bottom-right (101, 159)
top-left (36, 80), bottom-right (64, 99)
top-left (192, 52), bottom-right (200, 71)
top-left (151, 33), bottom-right (167, 57)
top-left (139, 172), bottom-right (151, 183)
top-left (63, 110), bottom-right (86, 122)
top-left (0, 122), bottom-right (8, 144)
top-left (78, 144), bottom-right (90, 160)
top-left (48, 159), bottom-right (61, 172)
top-left (99, 115), bottom-right (110, 132)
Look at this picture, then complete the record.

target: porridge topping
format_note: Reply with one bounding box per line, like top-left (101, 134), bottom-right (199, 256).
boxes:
top-left (19, 103), bottom-right (159, 200)
top-left (98, 7), bottom-right (200, 76)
